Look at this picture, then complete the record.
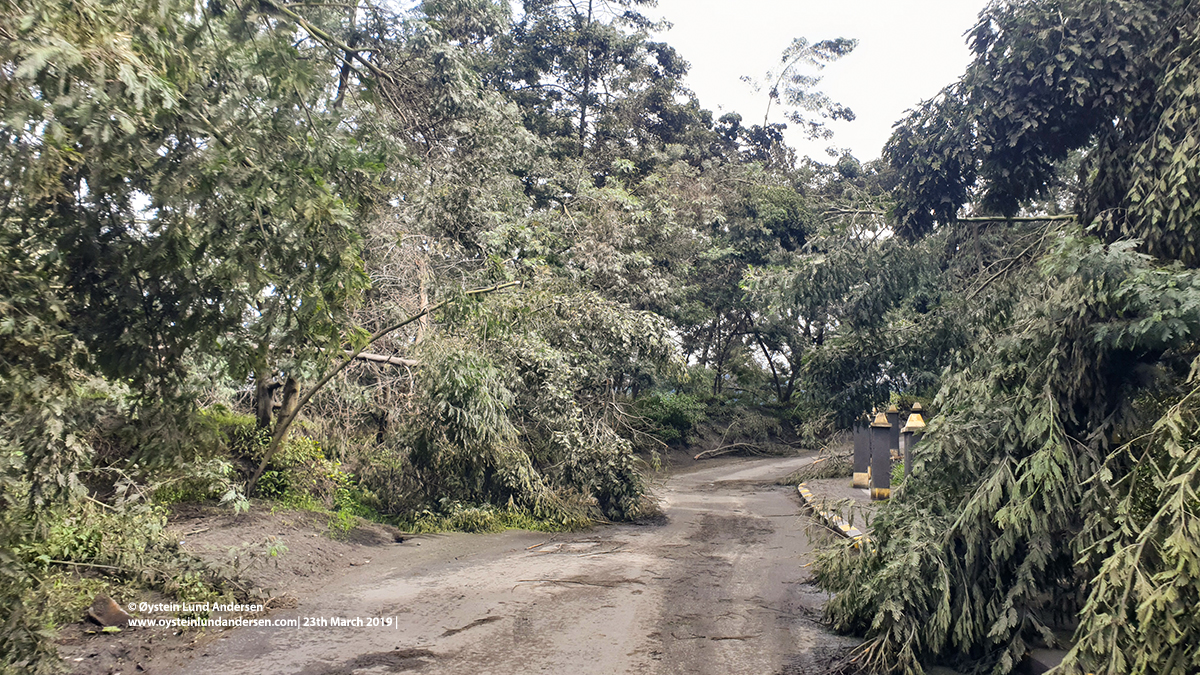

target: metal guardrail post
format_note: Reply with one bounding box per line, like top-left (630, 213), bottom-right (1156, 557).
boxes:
top-left (870, 410), bottom-right (891, 500)
top-left (853, 411), bottom-right (870, 488)
top-left (886, 403), bottom-right (901, 456)
top-left (901, 402), bottom-right (926, 479)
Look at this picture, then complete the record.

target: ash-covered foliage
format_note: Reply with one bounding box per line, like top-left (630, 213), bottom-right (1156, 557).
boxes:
top-left (815, 1), bottom-right (1200, 673)
top-left (817, 234), bottom-right (1200, 674)
top-left (10, 0), bottom-right (1200, 673)
top-left (393, 287), bottom-right (680, 522)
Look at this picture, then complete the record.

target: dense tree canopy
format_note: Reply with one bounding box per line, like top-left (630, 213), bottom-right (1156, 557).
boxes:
top-left (3, 0), bottom-right (1198, 673)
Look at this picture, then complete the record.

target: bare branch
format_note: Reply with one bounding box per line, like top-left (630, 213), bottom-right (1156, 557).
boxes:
top-left (347, 350), bottom-right (420, 367)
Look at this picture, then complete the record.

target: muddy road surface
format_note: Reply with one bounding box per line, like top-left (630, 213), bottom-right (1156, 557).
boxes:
top-left (158, 455), bottom-right (856, 674)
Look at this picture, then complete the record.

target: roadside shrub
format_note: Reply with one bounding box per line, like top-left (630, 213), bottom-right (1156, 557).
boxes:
top-left (351, 439), bottom-right (424, 515)
top-left (722, 407), bottom-right (783, 444)
top-left (198, 407), bottom-right (269, 459)
top-left (152, 457), bottom-right (247, 511)
top-left (4, 498), bottom-right (250, 653)
top-left (23, 573), bottom-right (109, 635)
top-left (634, 392), bottom-right (706, 443)
top-left (784, 401), bottom-right (836, 449)
top-left (256, 435), bottom-right (360, 511)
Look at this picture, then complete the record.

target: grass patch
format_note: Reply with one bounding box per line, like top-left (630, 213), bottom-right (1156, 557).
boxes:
top-left (326, 510), bottom-right (360, 538)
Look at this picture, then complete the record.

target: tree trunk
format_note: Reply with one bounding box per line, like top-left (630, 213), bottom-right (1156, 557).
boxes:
top-left (973, 220), bottom-right (984, 274)
top-left (700, 317), bottom-right (717, 366)
top-left (417, 255), bottom-right (429, 342)
top-left (783, 339), bottom-right (802, 403)
top-left (711, 314), bottom-right (746, 396)
top-left (272, 377), bottom-right (300, 446)
top-left (578, 0), bottom-right (593, 156)
top-left (332, 5), bottom-right (358, 109)
top-left (254, 372), bottom-right (276, 429)
top-left (754, 331), bottom-right (783, 402)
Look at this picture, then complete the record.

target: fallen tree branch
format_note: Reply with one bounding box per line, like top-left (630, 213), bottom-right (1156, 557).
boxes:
top-left (965, 223), bottom-right (1056, 301)
top-left (516, 577), bottom-right (643, 588)
top-left (823, 208), bottom-right (885, 216)
top-left (787, 451), bottom-right (852, 482)
top-left (693, 442), bottom-right (766, 461)
top-left (45, 560), bottom-right (136, 573)
top-left (261, 0), bottom-right (395, 84)
top-left (346, 350), bottom-right (419, 367)
top-left (956, 214), bottom-right (1076, 222)
top-left (248, 280), bottom-right (522, 493)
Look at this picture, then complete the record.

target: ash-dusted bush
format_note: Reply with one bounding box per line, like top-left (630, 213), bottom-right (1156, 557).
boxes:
top-left (399, 339), bottom-right (653, 523)
top-left (2, 495), bottom-right (252, 673)
top-left (634, 392), bottom-right (707, 443)
top-left (353, 288), bottom-right (681, 524)
top-left (815, 236), bottom-right (1200, 675)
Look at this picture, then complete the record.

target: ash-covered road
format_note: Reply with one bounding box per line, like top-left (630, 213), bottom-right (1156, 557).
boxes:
top-left (163, 455), bottom-right (856, 674)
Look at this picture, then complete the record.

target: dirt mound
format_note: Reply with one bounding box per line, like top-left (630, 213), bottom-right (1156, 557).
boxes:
top-left (56, 504), bottom-right (408, 675)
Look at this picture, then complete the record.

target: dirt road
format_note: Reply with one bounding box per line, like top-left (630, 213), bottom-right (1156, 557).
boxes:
top-left (159, 455), bottom-right (856, 674)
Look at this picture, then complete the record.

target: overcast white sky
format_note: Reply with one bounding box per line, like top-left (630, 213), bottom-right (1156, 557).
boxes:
top-left (646, 0), bottom-right (990, 162)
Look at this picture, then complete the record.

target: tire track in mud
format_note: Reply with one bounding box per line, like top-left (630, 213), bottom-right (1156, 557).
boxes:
top-left (651, 462), bottom-right (857, 675)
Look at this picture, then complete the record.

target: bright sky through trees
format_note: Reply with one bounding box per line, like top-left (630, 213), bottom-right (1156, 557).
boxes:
top-left (650, 0), bottom-right (990, 161)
